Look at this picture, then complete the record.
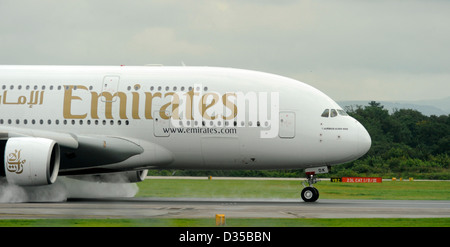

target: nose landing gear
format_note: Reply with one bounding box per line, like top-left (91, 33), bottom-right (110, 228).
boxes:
top-left (301, 176), bottom-right (319, 202)
top-left (301, 166), bottom-right (330, 202)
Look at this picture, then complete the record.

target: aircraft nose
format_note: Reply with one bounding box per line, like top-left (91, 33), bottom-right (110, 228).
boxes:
top-left (356, 121), bottom-right (371, 157)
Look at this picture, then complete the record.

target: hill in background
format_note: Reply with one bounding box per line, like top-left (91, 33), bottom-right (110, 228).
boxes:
top-left (339, 97), bottom-right (450, 116)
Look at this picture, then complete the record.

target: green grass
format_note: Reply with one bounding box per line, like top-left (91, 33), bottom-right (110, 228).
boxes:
top-left (1, 218), bottom-right (449, 227)
top-left (137, 178), bottom-right (450, 200)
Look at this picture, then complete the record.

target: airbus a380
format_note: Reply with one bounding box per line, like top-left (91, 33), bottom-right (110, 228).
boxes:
top-left (0, 65), bottom-right (371, 202)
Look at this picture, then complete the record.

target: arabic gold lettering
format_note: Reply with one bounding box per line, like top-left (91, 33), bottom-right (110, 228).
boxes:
top-left (39, 91), bottom-right (44, 105)
top-left (6, 150), bottom-right (25, 174)
top-left (0, 90), bottom-right (44, 107)
top-left (2, 91), bottom-right (26, 105)
top-left (27, 91), bottom-right (39, 107)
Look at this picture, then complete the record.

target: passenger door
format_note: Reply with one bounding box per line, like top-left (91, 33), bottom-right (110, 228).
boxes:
top-left (279, 111), bottom-right (295, 138)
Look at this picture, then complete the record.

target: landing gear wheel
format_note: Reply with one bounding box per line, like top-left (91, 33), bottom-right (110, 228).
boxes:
top-left (301, 187), bottom-right (319, 202)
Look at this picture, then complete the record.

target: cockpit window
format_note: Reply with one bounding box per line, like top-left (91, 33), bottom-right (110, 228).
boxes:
top-left (330, 109), bottom-right (338, 117)
top-left (337, 109), bottom-right (348, 116)
top-left (321, 108), bottom-right (349, 118)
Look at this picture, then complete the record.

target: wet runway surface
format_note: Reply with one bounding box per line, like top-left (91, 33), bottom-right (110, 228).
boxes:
top-left (0, 197), bottom-right (449, 219)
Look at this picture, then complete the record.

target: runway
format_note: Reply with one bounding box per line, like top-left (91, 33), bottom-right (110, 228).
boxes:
top-left (0, 197), bottom-right (449, 219)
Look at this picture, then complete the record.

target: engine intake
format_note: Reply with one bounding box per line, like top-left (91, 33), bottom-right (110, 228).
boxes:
top-left (3, 137), bottom-right (60, 186)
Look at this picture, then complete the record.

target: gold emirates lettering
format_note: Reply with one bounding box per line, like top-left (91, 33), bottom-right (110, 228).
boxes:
top-left (62, 85), bottom-right (239, 120)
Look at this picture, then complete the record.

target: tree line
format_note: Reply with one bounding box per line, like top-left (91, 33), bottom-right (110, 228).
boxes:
top-left (148, 101), bottom-right (449, 179)
top-left (336, 101), bottom-right (449, 179)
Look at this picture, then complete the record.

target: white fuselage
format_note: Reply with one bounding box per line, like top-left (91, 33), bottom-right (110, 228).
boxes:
top-left (0, 65), bottom-right (371, 173)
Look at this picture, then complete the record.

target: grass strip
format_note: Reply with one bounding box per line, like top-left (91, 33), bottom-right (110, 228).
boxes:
top-left (137, 178), bottom-right (450, 200)
top-left (0, 218), bottom-right (449, 227)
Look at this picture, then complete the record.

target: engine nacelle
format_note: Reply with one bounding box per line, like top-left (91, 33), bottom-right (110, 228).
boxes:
top-left (4, 137), bottom-right (60, 186)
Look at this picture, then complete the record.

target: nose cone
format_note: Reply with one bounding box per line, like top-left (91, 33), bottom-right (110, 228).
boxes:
top-left (356, 121), bottom-right (371, 157)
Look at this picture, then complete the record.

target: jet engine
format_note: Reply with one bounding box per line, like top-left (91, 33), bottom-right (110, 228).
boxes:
top-left (3, 137), bottom-right (60, 186)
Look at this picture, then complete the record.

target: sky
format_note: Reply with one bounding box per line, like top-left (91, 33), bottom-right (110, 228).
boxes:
top-left (0, 0), bottom-right (449, 101)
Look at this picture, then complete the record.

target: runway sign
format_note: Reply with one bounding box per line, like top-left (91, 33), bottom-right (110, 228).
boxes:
top-left (216, 214), bottom-right (226, 226)
top-left (331, 177), bottom-right (382, 183)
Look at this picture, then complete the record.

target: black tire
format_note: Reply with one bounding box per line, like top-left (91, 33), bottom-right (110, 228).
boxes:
top-left (312, 187), bottom-right (319, 201)
top-left (301, 187), bottom-right (319, 202)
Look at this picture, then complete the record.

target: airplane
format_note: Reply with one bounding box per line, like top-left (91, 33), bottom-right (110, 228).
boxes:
top-left (0, 65), bottom-right (371, 202)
